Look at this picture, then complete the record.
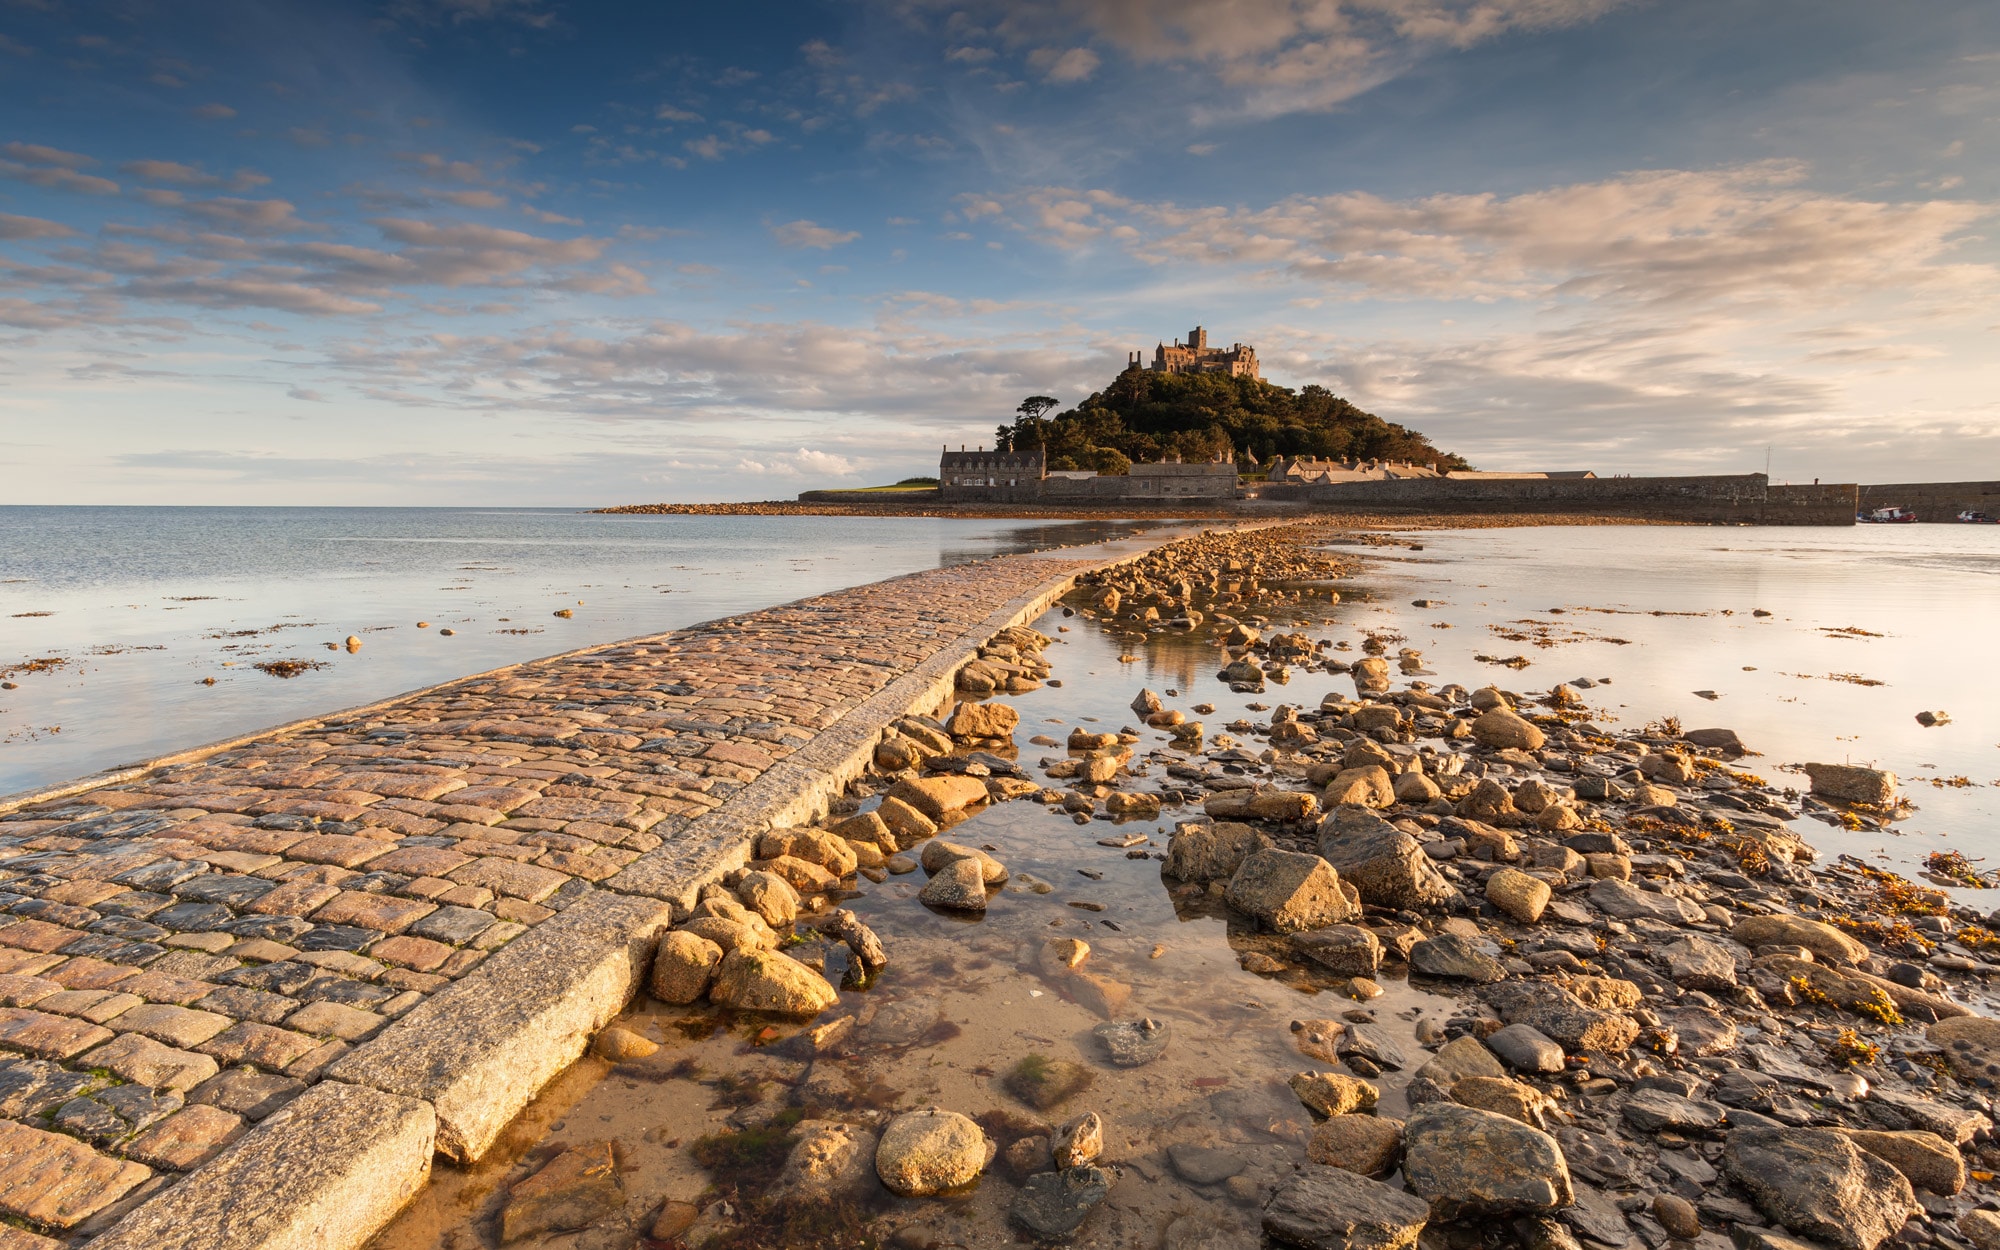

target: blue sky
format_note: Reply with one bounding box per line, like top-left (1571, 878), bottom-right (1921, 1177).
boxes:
top-left (1, 0), bottom-right (1994, 503)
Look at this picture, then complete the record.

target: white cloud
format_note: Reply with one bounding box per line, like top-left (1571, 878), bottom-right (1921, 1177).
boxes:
top-left (736, 448), bottom-right (859, 477)
top-left (1033, 46), bottom-right (1101, 83)
top-left (0, 212), bottom-right (73, 240)
top-left (770, 219), bottom-right (861, 249)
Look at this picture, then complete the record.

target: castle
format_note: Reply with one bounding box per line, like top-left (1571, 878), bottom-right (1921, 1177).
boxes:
top-left (1126, 325), bottom-right (1259, 380)
top-left (938, 445), bottom-right (1238, 504)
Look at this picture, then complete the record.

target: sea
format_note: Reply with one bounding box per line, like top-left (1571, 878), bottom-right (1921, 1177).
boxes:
top-left (1, 509), bottom-right (1995, 892)
top-left (0, 507), bottom-right (1163, 796)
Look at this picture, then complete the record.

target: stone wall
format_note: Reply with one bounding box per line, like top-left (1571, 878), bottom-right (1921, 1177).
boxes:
top-left (1857, 481), bottom-right (2000, 522)
top-left (1292, 473), bottom-right (1856, 526)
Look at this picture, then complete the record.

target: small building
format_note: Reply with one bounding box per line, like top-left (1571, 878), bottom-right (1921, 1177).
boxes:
top-left (938, 445), bottom-right (1047, 502)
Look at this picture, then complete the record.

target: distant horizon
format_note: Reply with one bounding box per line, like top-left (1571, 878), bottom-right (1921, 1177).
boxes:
top-left (1, 0), bottom-right (1994, 504)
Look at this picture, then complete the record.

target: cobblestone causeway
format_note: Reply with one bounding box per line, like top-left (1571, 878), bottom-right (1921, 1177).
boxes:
top-left (0, 545), bottom-right (1148, 1245)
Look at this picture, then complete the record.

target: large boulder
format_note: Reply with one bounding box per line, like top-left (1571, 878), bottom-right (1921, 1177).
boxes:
top-left (1165, 822), bottom-right (1272, 882)
top-left (1307, 1115), bottom-right (1404, 1176)
top-left (1325, 766), bottom-right (1395, 809)
top-left (650, 930), bottom-right (724, 1004)
top-left (1802, 763), bottom-right (1896, 805)
top-left (1408, 933), bottom-right (1505, 983)
top-left (1225, 849), bottom-right (1359, 934)
top-left (1683, 727), bottom-right (1746, 755)
top-left (1485, 869), bottom-right (1551, 924)
top-left (918, 856), bottom-right (988, 912)
top-left (1484, 981), bottom-right (1638, 1054)
top-left (1733, 914), bottom-right (1867, 965)
top-left (946, 701), bottom-right (1019, 740)
top-left (709, 949), bottom-right (838, 1016)
top-left (875, 1109), bottom-right (988, 1196)
top-left (1587, 878), bottom-right (1705, 924)
top-left (771, 1120), bottom-right (880, 1201)
top-left (1290, 925), bottom-right (1383, 977)
top-left (887, 775), bottom-right (989, 822)
top-left (1722, 1127), bottom-right (1915, 1250)
top-left (1316, 813), bottom-right (1453, 909)
top-left (1401, 1103), bottom-right (1573, 1219)
top-left (1471, 709), bottom-right (1546, 752)
top-left (1841, 1129), bottom-right (1966, 1196)
top-left (918, 839), bottom-right (1008, 884)
top-left (1263, 1165), bottom-right (1429, 1250)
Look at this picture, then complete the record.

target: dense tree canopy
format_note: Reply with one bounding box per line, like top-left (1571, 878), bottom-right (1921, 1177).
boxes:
top-left (994, 366), bottom-right (1469, 473)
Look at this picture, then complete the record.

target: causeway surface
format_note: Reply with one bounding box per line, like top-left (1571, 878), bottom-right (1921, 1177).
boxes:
top-left (0, 528), bottom-right (1197, 1248)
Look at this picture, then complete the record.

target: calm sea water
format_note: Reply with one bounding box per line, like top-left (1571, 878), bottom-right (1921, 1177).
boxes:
top-left (0, 508), bottom-right (1168, 795)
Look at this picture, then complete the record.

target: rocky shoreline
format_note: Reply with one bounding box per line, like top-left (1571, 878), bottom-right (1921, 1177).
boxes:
top-left (427, 522), bottom-right (2000, 1250)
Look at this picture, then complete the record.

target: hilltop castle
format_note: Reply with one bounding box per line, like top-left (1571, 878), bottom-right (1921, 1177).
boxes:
top-left (1126, 325), bottom-right (1259, 381)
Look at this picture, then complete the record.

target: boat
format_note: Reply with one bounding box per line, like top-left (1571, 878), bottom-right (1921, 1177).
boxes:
top-left (1858, 506), bottom-right (1919, 523)
top-left (1958, 510), bottom-right (1998, 524)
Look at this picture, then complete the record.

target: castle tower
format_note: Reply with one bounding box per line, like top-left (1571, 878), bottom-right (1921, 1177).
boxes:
top-left (1188, 326), bottom-right (1207, 350)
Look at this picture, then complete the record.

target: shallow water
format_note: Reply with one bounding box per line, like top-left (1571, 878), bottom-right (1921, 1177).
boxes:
top-left (0, 508), bottom-right (1167, 796)
top-left (366, 521), bottom-right (2000, 1250)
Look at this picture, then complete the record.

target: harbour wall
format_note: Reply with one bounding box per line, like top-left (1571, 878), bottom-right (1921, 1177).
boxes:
top-left (1856, 481), bottom-right (2000, 522)
top-left (1270, 473), bottom-right (1857, 526)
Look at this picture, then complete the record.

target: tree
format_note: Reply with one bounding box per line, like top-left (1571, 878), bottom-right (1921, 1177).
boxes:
top-left (1016, 395), bottom-right (1061, 423)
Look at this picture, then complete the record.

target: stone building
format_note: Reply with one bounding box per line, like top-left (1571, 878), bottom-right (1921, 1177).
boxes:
top-left (1126, 326), bottom-right (1260, 380)
top-left (938, 446), bottom-right (1047, 502)
top-left (938, 445), bottom-right (1238, 503)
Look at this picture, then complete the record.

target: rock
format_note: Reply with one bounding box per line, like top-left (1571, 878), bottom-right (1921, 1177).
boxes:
top-left (1485, 1024), bottom-right (1565, 1074)
top-left (1225, 849), bottom-right (1358, 934)
top-left (1654, 1193), bottom-right (1701, 1239)
top-left (919, 857), bottom-right (988, 912)
top-left (819, 909), bottom-right (888, 969)
top-left (1457, 778), bottom-right (1523, 823)
top-left (1723, 1127), bottom-right (1915, 1250)
top-left (1165, 1214), bottom-right (1258, 1250)
top-left (876, 737), bottom-right (924, 771)
top-left (1263, 1165), bottom-right (1430, 1250)
top-left (1409, 933), bottom-right (1506, 983)
top-left (1290, 925), bottom-right (1383, 977)
top-left (772, 1120), bottom-right (880, 1201)
top-left (1132, 688), bottom-right (1164, 716)
top-left (1165, 822), bottom-right (1272, 882)
top-left (831, 809), bottom-right (896, 849)
top-left (1453, 1076), bottom-right (1557, 1129)
top-left (1005, 1136), bottom-right (1052, 1179)
top-left (1587, 878), bottom-right (1705, 924)
top-left (1733, 914), bottom-right (1867, 965)
top-left (709, 949), bottom-right (839, 1016)
top-left (1325, 766), bottom-right (1396, 809)
top-left (677, 915), bottom-right (770, 955)
top-left (759, 829), bottom-right (860, 877)
top-left (919, 839), bottom-right (1008, 884)
top-left (1484, 981), bottom-right (1639, 1053)
top-left (1486, 869), bottom-right (1552, 924)
top-left (1008, 1057), bottom-right (1094, 1111)
top-left (875, 795), bottom-right (938, 843)
top-left (1010, 1165), bottom-right (1112, 1239)
top-left (1289, 1071), bottom-right (1378, 1117)
top-left (1316, 813), bottom-right (1454, 909)
top-left (1414, 1036), bottom-right (1507, 1088)
top-left (1105, 791), bottom-right (1163, 818)
top-left (1472, 709), bottom-right (1546, 751)
top-left (1802, 763), bottom-right (1896, 805)
top-left (593, 1025), bottom-right (658, 1062)
top-left (888, 775), bottom-right (990, 822)
top-left (1052, 1112), bottom-right (1103, 1167)
top-left (1393, 772), bottom-right (1441, 804)
top-left (1683, 727), bottom-right (1746, 755)
top-left (1351, 657), bottom-right (1392, 695)
top-left (875, 1109), bottom-right (988, 1197)
top-left (1093, 1018), bottom-right (1170, 1067)
top-left (651, 930), bottom-right (725, 1004)
top-left (651, 1199), bottom-right (700, 1241)
top-left (1068, 972), bottom-right (1131, 1019)
top-left (1662, 934), bottom-right (1737, 990)
top-left (947, 701), bottom-right (1019, 740)
top-left (1307, 1114), bottom-right (1404, 1176)
top-left (500, 1140), bottom-right (625, 1241)
top-left (1841, 1129), bottom-right (1965, 1195)
top-left (1402, 1103), bottom-right (1573, 1219)
top-left (1961, 1211), bottom-right (2000, 1250)
top-left (735, 870), bottom-right (801, 927)
top-left (1169, 1142), bottom-right (1248, 1184)
top-left (1620, 1088), bottom-right (1724, 1134)
top-left (1291, 1018), bottom-right (1346, 1063)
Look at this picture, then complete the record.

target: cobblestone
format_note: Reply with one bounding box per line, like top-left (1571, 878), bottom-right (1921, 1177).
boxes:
top-left (0, 545), bottom-right (1134, 1241)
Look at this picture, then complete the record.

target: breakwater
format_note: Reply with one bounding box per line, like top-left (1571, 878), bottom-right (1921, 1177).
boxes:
top-left (0, 529), bottom-right (1211, 1249)
top-left (1268, 472), bottom-right (1858, 525)
top-left (1857, 480), bottom-right (2000, 522)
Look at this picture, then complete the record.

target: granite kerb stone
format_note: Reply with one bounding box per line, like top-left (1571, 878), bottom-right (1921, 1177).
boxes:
top-left (87, 1080), bottom-right (434, 1250)
top-left (324, 890), bottom-right (672, 1163)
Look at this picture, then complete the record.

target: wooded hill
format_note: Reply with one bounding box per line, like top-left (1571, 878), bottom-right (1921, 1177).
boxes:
top-left (993, 366), bottom-right (1468, 474)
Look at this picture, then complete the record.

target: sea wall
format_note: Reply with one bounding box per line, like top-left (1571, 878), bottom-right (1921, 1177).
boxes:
top-left (1857, 480), bottom-right (2000, 522)
top-left (1292, 473), bottom-right (1857, 525)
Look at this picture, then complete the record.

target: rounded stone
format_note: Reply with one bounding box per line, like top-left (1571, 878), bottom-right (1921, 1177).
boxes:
top-left (1307, 1114), bottom-right (1404, 1176)
top-left (708, 948), bottom-right (838, 1016)
top-left (649, 930), bottom-right (724, 1004)
top-left (592, 1025), bottom-right (658, 1062)
top-left (875, 1108), bottom-right (988, 1196)
top-left (918, 856), bottom-right (988, 912)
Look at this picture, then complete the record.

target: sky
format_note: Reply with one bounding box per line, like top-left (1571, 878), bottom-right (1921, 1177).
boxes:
top-left (0, 0), bottom-right (1995, 504)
